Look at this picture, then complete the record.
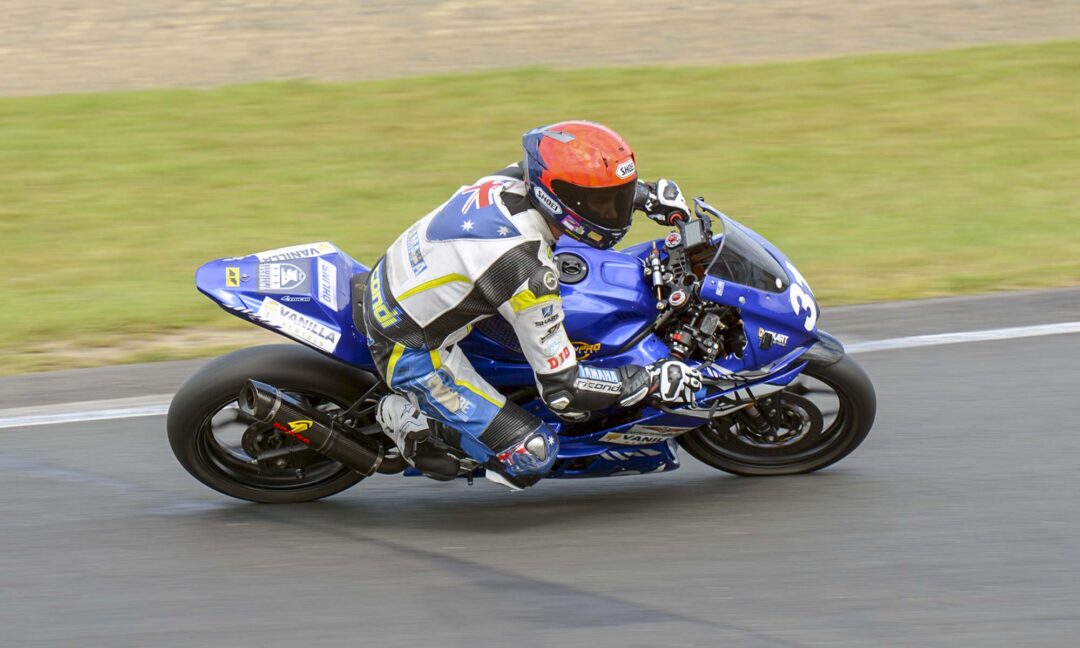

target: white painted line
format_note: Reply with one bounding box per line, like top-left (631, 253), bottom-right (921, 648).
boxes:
top-left (1, 320), bottom-right (1078, 430)
top-left (845, 321), bottom-right (1080, 354)
top-left (0, 395), bottom-right (172, 430)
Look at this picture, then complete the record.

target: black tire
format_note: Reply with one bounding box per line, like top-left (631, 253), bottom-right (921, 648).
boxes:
top-left (167, 344), bottom-right (382, 503)
top-left (678, 354), bottom-right (876, 476)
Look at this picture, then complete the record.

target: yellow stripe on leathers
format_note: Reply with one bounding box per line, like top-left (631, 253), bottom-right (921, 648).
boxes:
top-left (398, 274), bottom-right (472, 301)
top-left (429, 348), bottom-right (503, 407)
top-left (509, 289), bottom-right (560, 313)
top-left (385, 343), bottom-right (405, 385)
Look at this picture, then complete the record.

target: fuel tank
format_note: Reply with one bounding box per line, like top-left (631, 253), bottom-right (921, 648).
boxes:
top-left (463, 238), bottom-right (656, 363)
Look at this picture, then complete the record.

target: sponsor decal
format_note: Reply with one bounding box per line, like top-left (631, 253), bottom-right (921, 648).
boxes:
top-left (255, 298), bottom-right (341, 352)
top-left (600, 432), bottom-right (667, 445)
top-left (560, 215), bottom-right (584, 235)
top-left (406, 225), bottom-right (427, 275)
top-left (534, 186), bottom-right (562, 215)
top-left (541, 304), bottom-right (555, 318)
top-left (424, 370), bottom-right (473, 416)
top-left (533, 313), bottom-right (560, 328)
top-left (543, 338), bottom-right (565, 356)
top-left (600, 424), bottom-right (695, 446)
top-left (258, 263), bottom-right (307, 291)
top-left (273, 419), bottom-right (313, 444)
top-left (317, 257), bottom-right (339, 311)
top-left (368, 265), bottom-right (400, 328)
top-left (573, 341), bottom-right (602, 359)
top-left (757, 327), bottom-right (789, 347)
top-left (225, 267), bottom-right (240, 287)
top-left (254, 241), bottom-right (335, 263)
top-left (573, 365), bottom-right (620, 393)
top-left (575, 378), bottom-right (620, 394)
top-left (546, 345), bottom-right (572, 370)
top-left (280, 295), bottom-right (311, 303)
top-left (542, 270), bottom-right (558, 291)
top-left (539, 324), bottom-right (561, 343)
top-left (615, 158), bottom-right (636, 179)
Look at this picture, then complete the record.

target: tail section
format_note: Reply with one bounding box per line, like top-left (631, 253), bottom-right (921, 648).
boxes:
top-left (196, 242), bottom-right (376, 369)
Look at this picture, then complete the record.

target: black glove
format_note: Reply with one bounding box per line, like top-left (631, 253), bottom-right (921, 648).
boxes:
top-left (647, 359), bottom-right (703, 405)
top-left (635, 179), bottom-right (690, 226)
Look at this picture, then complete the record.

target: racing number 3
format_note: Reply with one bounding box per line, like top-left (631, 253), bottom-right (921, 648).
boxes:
top-left (785, 262), bottom-right (817, 332)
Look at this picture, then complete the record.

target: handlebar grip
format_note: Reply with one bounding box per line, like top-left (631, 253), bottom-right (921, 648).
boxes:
top-left (649, 210), bottom-right (686, 226)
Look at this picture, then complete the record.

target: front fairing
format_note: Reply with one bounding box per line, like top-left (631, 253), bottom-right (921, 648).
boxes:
top-left (697, 213), bottom-right (820, 377)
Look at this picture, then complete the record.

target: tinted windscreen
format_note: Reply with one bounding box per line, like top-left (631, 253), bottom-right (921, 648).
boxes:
top-left (706, 219), bottom-right (788, 293)
top-left (552, 179), bottom-right (635, 229)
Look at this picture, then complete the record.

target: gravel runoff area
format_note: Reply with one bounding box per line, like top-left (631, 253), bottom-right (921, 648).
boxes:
top-left (3, 0), bottom-right (1080, 96)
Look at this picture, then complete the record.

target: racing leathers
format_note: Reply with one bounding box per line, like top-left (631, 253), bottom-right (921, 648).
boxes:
top-left (363, 164), bottom-right (689, 486)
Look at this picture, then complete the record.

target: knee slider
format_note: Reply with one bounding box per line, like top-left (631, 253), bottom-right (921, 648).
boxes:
top-left (495, 422), bottom-right (559, 478)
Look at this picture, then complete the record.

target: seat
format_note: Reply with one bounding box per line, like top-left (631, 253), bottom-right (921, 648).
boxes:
top-left (350, 271), bottom-right (370, 332)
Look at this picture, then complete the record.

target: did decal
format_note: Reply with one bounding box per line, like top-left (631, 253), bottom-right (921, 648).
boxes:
top-left (225, 267), bottom-right (240, 287)
top-left (546, 345), bottom-right (572, 370)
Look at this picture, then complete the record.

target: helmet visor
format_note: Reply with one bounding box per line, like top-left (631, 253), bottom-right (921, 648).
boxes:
top-left (551, 179), bottom-right (636, 230)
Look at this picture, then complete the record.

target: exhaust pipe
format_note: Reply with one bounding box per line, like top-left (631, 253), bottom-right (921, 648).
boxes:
top-left (238, 379), bottom-right (384, 476)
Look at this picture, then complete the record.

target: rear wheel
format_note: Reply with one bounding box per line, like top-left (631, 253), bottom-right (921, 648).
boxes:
top-left (167, 345), bottom-right (384, 503)
top-left (678, 355), bottom-right (876, 476)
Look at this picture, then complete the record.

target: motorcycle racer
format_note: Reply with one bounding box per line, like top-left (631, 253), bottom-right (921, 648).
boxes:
top-left (365, 120), bottom-right (702, 489)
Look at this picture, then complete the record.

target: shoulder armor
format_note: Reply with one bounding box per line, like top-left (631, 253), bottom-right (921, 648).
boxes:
top-left (528, 264), bottom-right (560, 297)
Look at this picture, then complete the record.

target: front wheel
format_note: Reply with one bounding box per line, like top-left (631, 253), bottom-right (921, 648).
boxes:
top-left (678, 355), bottom-right (876, 476)
top-left (167, 345), bottom-right (383, 503)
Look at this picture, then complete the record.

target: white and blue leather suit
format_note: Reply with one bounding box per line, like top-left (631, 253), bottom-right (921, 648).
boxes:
top-left (363, 165), bottom-right (655, 487)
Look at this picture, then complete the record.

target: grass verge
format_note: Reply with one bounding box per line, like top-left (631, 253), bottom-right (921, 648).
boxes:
top-left (2, 40), bottom-right (1078, 374)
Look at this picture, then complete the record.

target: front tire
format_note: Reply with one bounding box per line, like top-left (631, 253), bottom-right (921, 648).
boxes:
top-left (678, 354), bottom-right (876, 476)
top-left (167, 345), bottom-right (382, 503)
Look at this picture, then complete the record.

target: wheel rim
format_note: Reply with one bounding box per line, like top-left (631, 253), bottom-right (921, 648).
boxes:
top-left (691, 369), bottom-right (856, 468)
top-left (194, 391), bottom-right (362, 490)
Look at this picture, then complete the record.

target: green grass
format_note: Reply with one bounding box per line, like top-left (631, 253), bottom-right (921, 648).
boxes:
top-left (2, 40), bottom-right (1079, 372)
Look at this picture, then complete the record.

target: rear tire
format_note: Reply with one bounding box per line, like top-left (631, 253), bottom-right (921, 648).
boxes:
top-left (167, 345), bottom-right (382, 503)
top-left (678, 355), bottom-right (876, 476)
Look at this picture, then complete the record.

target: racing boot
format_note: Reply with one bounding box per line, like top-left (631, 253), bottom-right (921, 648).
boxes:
top-left (375, 394), bottom-right (462, 481)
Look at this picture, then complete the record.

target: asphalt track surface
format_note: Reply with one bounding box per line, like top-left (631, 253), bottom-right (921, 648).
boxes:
top-left (2, 289), bottom-right (1079, 647)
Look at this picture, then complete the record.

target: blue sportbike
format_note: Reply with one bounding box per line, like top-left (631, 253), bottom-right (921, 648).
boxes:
top-left (168, 198), bottom-right (876, 502)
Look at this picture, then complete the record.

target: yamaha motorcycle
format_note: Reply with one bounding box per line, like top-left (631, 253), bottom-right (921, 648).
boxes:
top-left (168, 198), bottom-right (876, 502)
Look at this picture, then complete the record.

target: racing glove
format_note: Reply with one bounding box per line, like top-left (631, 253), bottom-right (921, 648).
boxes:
top-left (648, 359), bottom-right (703, 405)
top-left (635, 179), bottom-right (690, 226)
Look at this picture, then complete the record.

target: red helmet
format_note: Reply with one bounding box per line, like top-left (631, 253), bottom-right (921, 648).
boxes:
top-left (522, 121), bottom-right (638, 249)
